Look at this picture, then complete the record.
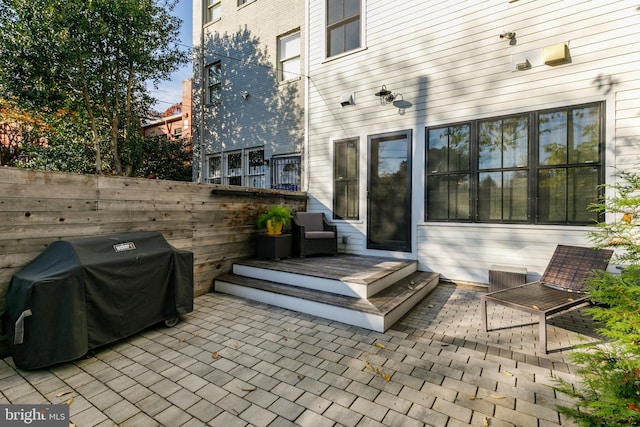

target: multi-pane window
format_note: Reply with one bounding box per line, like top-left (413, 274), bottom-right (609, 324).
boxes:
top-left (205, 0), bottom-right (221, 23)
top-left (225, 151), bottom-right (242, 185)
top-left (477, 116), bottom-right (529, 221)
top-left (237, 0), bottom-right (249, 6)
top-left (271, 156), bottom-right (301, 191)
top-left (426, 102), bottom-right (604, 225)
top-left (206, 62), bottom-right (221, 104)
top-left (207, 148), bottom-right (266, 187)
top-left (334, 138), bottom-right (359, 220)
top-left (326, 0), bottom-right (361, 57)
top-left (207, 154), bottom-right (222, 184)
top-left (245, 148), bottom-right (265, 188)
top-left (279, 31), bottom-right (300, 81)
top-left (426, 124), bottom-right (471, 221)
top-left (538, 106), bottom-right (602, 223)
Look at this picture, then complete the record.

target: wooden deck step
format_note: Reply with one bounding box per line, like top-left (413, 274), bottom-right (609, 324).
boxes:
top-left (232, 255), bottom-right (417, 298)
top-left (214, 271), bottom-right (440, 332)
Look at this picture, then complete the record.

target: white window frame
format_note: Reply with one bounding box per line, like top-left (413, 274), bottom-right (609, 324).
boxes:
top-left (245, 148), bottom-right (266, 188)
top-left (207, 154), bottom-right (222, 184)
top-left (271, 155), bottom-right (301, 191)
top-left (206, 62), bottom-right (221, 104)
top-left (224, 151), bottom-right (243, 185)
top-left (278, 30), bottom-right (301, 82)
top-left (205, 0), bottom-right (221, 24)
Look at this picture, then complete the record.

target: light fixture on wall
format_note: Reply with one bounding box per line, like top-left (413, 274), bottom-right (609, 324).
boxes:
top-left (499, 31), bottom-right (517, 46)
top-left (374, 85), bottom-right (396, 105)
top-left (391, 94), bottom-right (411, 115)
top-left (515, 59), bottom-right (531, 71)
top-left (340, 93), bottom-right (355, 107)
top-left (240, 91), bottom-right (249, 100)
top-left (543, 43), bottom-right (569, 65)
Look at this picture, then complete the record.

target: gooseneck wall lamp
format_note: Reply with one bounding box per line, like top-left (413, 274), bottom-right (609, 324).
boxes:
top-left (374, 84), bottom-right (412, 114)
top-left (374, 85), bottom-right (396, 104)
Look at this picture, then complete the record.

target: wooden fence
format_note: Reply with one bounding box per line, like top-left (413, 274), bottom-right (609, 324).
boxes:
top-left (0, 167), bottom-right (306, 357)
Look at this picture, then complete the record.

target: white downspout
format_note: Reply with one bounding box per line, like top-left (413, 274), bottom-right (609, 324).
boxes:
top-left (303, 0), bottom-right (310, 193)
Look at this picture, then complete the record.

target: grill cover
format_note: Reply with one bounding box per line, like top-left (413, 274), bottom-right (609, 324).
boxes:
top-left (5, 231), bottom-right (193, 370)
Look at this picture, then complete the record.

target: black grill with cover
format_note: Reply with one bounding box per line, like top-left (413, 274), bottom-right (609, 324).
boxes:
top-left (4, 231), bottom-right (193, 370)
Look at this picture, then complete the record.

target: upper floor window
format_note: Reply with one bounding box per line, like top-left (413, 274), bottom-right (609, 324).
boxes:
top-left (237, 0), bottom-right (249, 6)
top-left (206, 0), bottom-right (221, 23)
top-left (426, 102), bottom-right (604, 225)
top-left (326, 0), bottom-right (361, 57)
top-left (206, 62), bottom-right (221, 104)
top-left (278, 31), bottom-right (301, 81)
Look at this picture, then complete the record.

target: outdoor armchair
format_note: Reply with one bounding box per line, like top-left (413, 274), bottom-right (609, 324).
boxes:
top-left (292, 212), bottom-right (338, 258)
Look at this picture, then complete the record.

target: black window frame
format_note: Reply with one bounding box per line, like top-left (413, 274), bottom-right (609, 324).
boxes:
top-left (425, 102), bottom-right (605, 225)
top-left (333, 137), bottom-right (359, 220)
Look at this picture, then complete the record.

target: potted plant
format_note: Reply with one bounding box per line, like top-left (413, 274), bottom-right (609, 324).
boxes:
top-left (256, 205), bottom-right (293, 236)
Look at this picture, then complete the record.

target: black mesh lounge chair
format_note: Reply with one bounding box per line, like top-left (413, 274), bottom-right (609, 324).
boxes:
top-left (481, 245), bottom-right (613, 353)
top-left (292, 212), bottom-right (338, 257)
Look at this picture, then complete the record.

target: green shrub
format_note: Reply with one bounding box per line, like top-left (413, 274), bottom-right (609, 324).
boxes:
top-left (554, 170), bottom-right (640, 426)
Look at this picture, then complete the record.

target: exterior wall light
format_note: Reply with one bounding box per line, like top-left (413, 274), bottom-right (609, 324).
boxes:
top-left (499, 31), bottom-right (516, 40)
top-left (374, 85), bottom-right (396, 105)
top-left (340, 93), bottom-right (355, 107)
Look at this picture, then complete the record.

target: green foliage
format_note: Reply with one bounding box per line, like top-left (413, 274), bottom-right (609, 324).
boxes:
top-left (589, 169), bottom-right (640, 264)
top-left (586, 266), bottom-right (640, 346)
top-left (555, 343), bottom-right (640, 426)
top-left (554, 169), bottom-right (640, 426)
top-left (135, 136), bottom-right (193, 181)
top-left (16, 139), bottom-right (96, 174)
top-left (0, 0), bottom-right (188, 175)
top-left (256, 205), bottom-right (293, 230)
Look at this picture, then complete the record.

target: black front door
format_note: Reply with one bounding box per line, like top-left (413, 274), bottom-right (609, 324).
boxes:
top-left (367, 130), bottom-right (412, 252)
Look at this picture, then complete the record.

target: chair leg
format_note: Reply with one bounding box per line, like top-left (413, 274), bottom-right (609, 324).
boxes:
top-left (480, 297), bottom-right (488, 332)
top-left (539, 313), bottom-right (547, 354)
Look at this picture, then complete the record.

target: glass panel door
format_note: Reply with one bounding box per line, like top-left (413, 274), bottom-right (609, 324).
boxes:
top-left (367, 131), bottom-right (412, 252)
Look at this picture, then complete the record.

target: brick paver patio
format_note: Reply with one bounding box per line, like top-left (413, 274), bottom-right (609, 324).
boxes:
top-left (1, 284), bottom-right (600, 426)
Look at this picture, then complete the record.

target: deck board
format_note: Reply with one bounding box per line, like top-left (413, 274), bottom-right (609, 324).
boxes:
top-left (216, 271), bottom-right (439, 316)
top-left (236, 254), bottom-right (416, 285)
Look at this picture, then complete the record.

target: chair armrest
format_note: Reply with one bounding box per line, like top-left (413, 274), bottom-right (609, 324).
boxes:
top-left (321, 214), bottom-right (337, 233)
top-left (292, 216), bottom-right (305, 237)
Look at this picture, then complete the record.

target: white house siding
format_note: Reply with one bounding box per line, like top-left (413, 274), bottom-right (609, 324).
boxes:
top-left (192, 0), bottom-right (305, 184)
top-left (306, 0), bottom-right (640, 285)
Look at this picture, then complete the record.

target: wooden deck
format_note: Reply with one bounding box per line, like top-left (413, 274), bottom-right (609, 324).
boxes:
top-left (237, 254), bottom-right (416, 283)
top-left (214, 254), bottom-right (440, 332)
